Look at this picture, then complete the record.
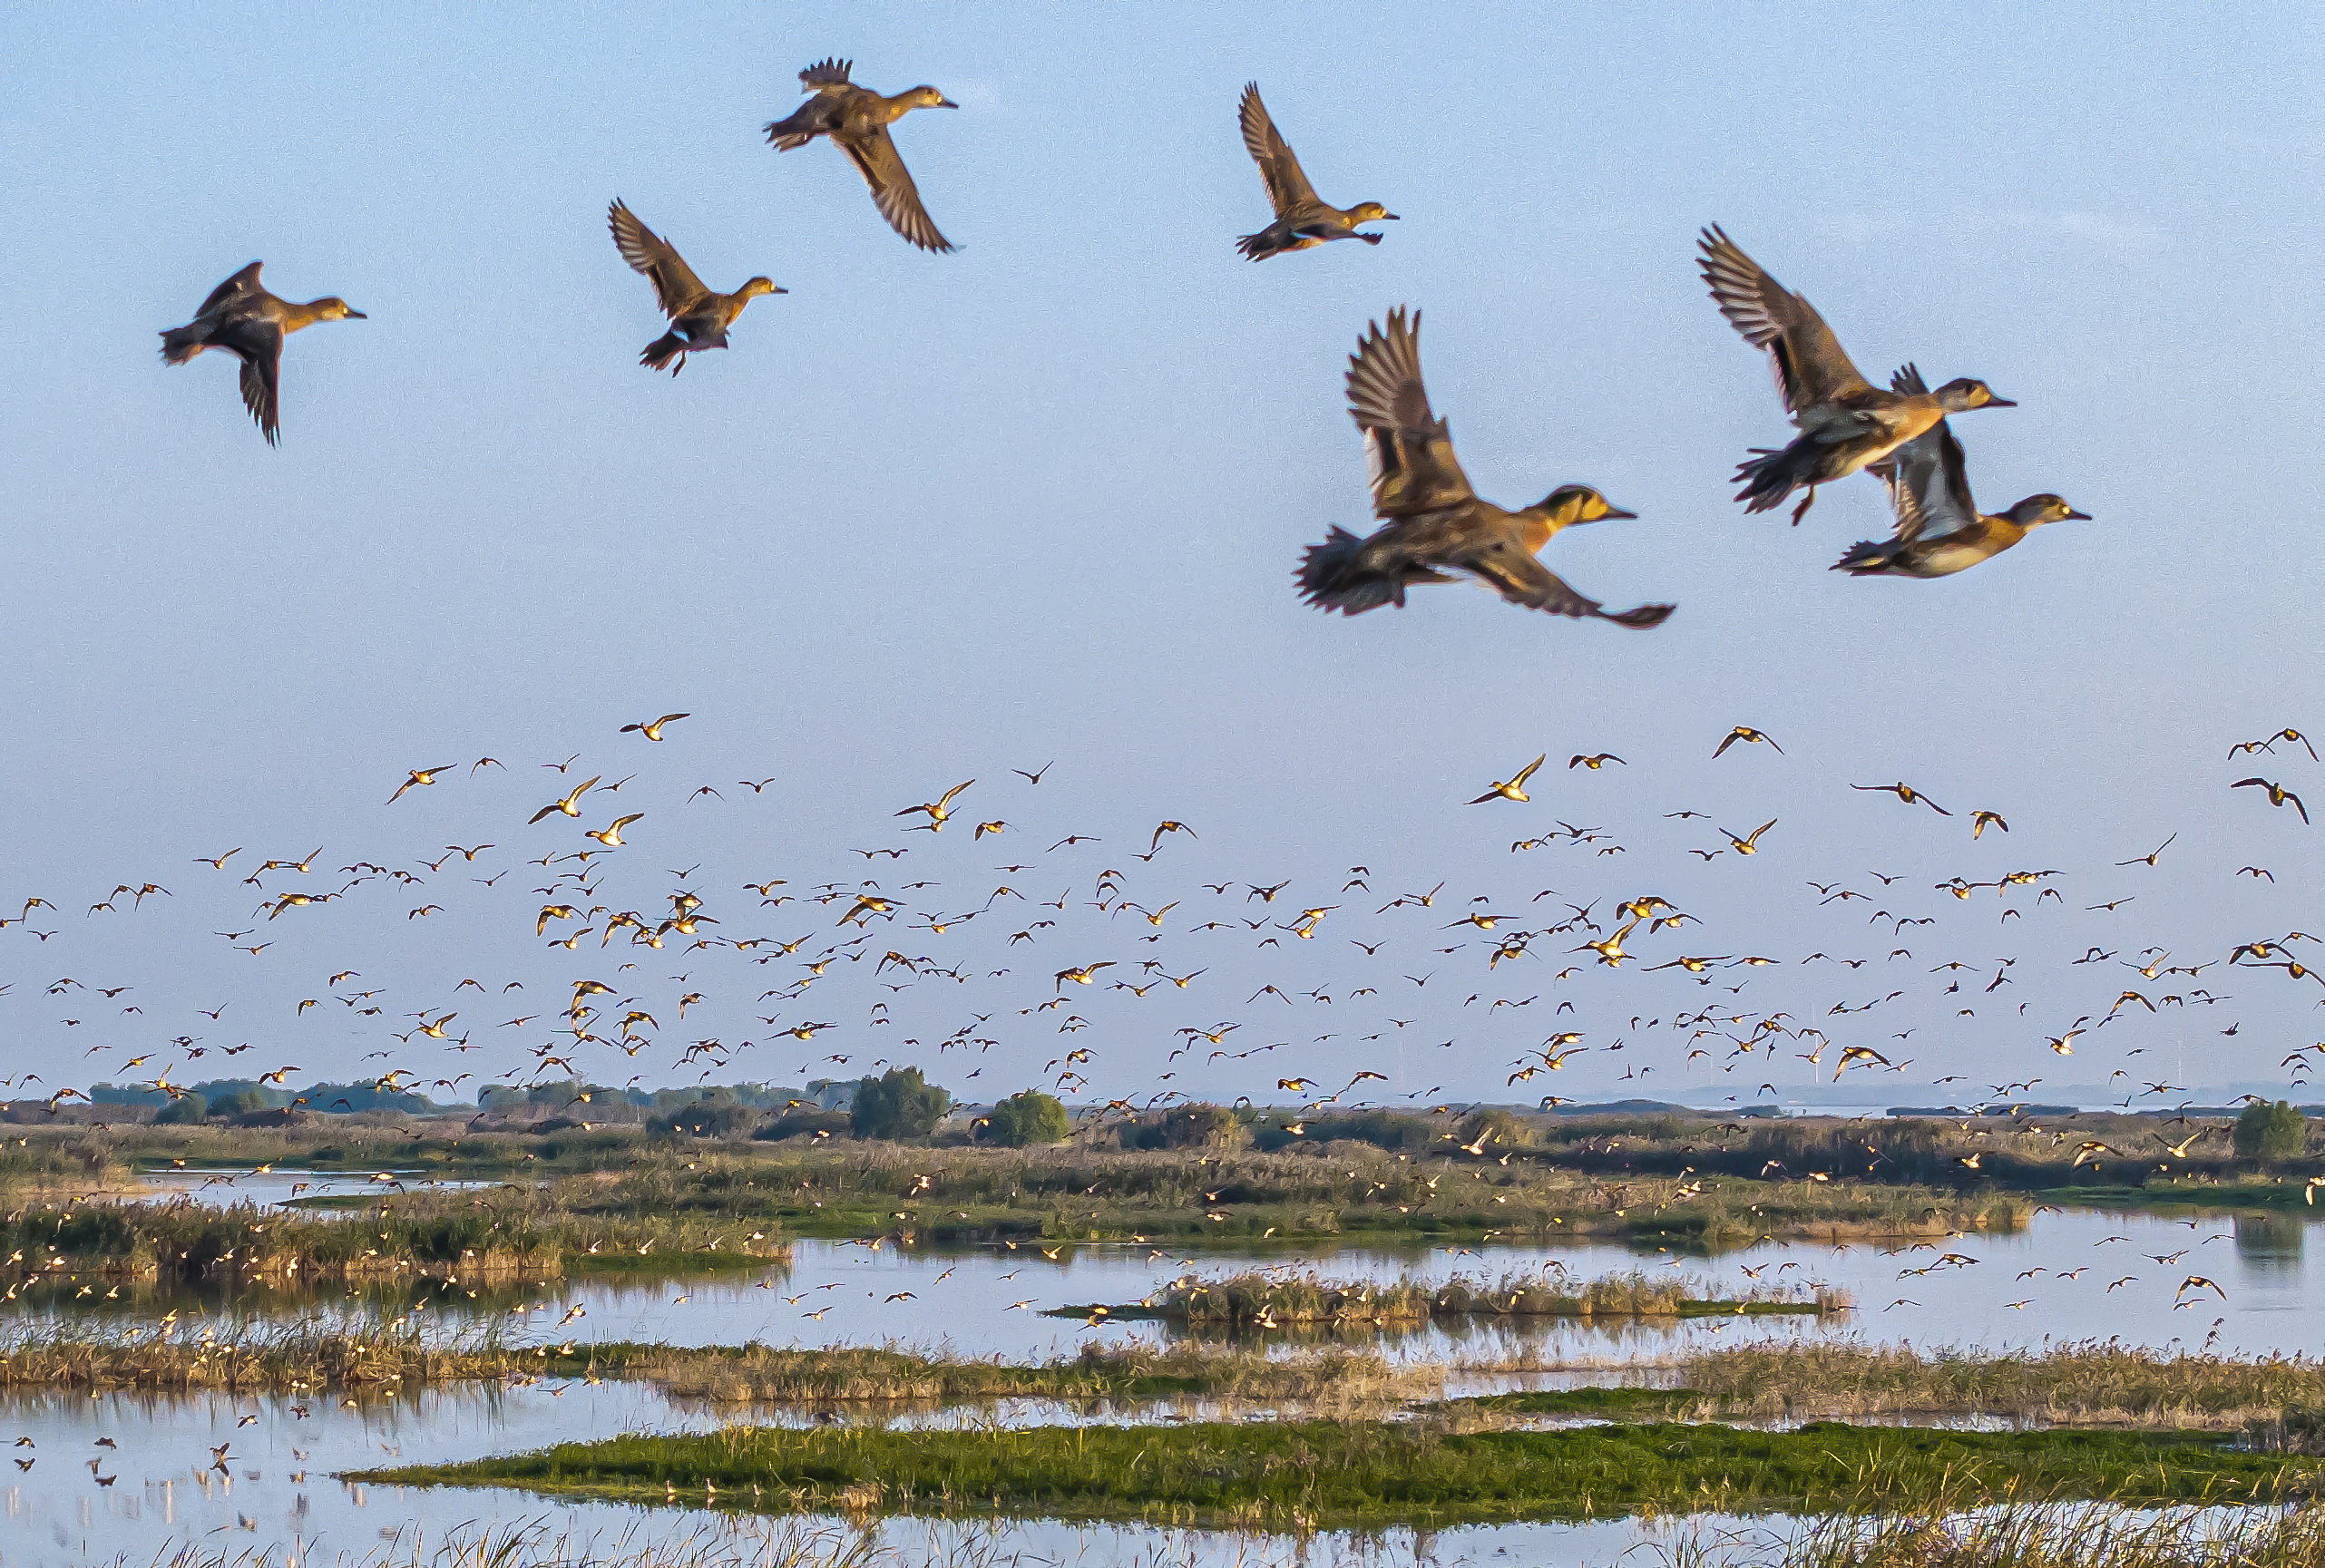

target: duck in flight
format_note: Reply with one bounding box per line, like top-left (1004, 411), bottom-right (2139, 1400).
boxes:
top-left (160, 263), bottom-right (365, 445)
top-left (1235, 83), bottom-right (1396, 260)
top-left (1698, 226), bottom-right (2013, 524)
top-left (608, 202), bottom-right (784, 375)
top-left (1295, 308), bottom-right (1673, 626)
top-left (764, 59), bottom-right (958, 253)
top-left (1834, 366), bottom-right (2086, 576)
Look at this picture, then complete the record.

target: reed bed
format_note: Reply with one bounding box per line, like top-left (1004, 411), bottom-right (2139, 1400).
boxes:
top-left (1121, 1267), bottom-right (1847, 1327)
top-left (1677, 1341), bottom-right (2325, 1430)
top-left (611, 1339), bottom-right (1437, 1411)
top-left (0, 1183), bottom-right (786, 1285)
top-left (0, 1318), bottom-right (1431, 1409)
top-left (1671, 1496), bottom-right (2325, 1568)
top-left (0, 1315), bottom-right (530, 1392)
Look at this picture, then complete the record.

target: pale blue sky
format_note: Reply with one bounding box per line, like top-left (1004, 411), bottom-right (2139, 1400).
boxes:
top-left (2, 5), bottom-right (2321, 1110)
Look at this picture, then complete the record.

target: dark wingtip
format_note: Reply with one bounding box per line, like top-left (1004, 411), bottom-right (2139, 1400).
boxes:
top-left (1605, 603), bottom-right (1675, 629)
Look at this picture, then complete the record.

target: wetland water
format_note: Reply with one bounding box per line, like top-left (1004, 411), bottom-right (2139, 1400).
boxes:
top-left (6, 1196), bottom-right (2322, 1566)
top-left (14, 1203), bottom-right (2318, 1363)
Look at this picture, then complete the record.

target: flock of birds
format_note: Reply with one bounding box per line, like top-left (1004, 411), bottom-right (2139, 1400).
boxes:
top-left (156, 59), bottom-right (2084, 623)
top-left (4, 708), bottom-right (2319, 1138)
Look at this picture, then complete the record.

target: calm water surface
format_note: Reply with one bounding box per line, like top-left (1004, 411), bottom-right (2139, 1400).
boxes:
top-left (4, 1201), bottom-right (2317, 1566)
top-left (14, 1206), bottom-right (2315, 1362)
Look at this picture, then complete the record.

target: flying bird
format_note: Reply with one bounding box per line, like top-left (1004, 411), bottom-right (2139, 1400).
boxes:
top-left (608, 203), bottom-right (782, 375)
top-left (1851, 782), bottom-right (1952, 815)
top-left (1713, 726), bottom-right (1782, 759)
top-left (1295, 308), bottom-right (1672, 624)
top-left (2231, 778), bottom-right (2310, 824)
top-left (530, 775), bottom-right (600, 825)
top-left (160, 262), bottom-right (366, 444)
top-left (619, 712), bottom-right (691, 742)
top-left (1698, 226), bottom-right (2013, 523)
top-left (1833, 367), bottom-right (2085, 577)
top-left (386, 765), bottom-right (454, 805)
top-left (1470, 755), bottom-right (1546, 805)
top-left (1234, 83), bottom-right (1396, 260)
top-left (584, 813), bottom-right (644, 848)
top-left (763, 58), bottom-right (958, 252)
top-left (897, 781), bottom-right (973, 831)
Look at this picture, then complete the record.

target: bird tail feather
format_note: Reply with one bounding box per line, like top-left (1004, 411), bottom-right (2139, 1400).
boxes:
top-left (1832, 539), bottom-right (1901, 575)
top-left (159, 323), bottom-right (207, 365)
top-left (1295, 527), bottom-right (1398, 615)
top-left (640, 333), bottom-right (687, 375)
top-left (1733, 441), bottom-right (1812, 513)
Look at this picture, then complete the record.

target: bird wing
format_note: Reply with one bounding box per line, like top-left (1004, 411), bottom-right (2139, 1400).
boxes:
top-left (214, 317), bottom-right (284, 444)
top-left (608, 202), bottom-right (710, 318)
top-left (194, 262), bottom-right (268, 320)
top-left (1881, 417), bottom-right (1979, 545)
top-left (1237, 83), bottom-right (1319, 216)
top-left (1455, 534), bottom-right (1608, 619)
top-left (1698, 226), bottom-right (1873, 420)
top-left (1344, 308), bottom-right (1476, 518)
top-left (837, 125), bottom-right (954, 253)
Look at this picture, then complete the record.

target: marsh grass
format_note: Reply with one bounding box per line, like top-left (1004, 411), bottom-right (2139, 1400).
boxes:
top-left (1087, 1268), bottom-right (1846, 1327)
top-left (31, 1124), bottom-right (2023, 1251)
top-left (0, 1315), bottom-right (523, 1392)
top-left (1675, 1341), bottom-right (2325, 1431)
top-left (0, 1179), bottom-right (785, 1286)
top-left (0, 1316), bottom-right (1432, 1409)
top-left (1671, 1495), bottom-right (2325, 1567)
top-left (355, 1418), bottom-right (2321, 1529)
top-left (601, 1340), bottom-right (1437, 1413)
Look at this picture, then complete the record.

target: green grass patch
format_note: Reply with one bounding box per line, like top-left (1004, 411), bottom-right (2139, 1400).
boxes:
top-left (353, 1418), bottom-right (2319, 1528)
top-left (1433, 1386), bottom-right (1697, 1418)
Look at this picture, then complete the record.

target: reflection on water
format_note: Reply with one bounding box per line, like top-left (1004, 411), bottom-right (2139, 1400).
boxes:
top-left (2232, 1210), bottom-right (2303, 1271)
top-left (0, 1378), bottom-right (1713, 1568)
top-left (7, 1206), bottom-right (2325, 1362)
top-left (0, 1203), bottom-right (2317, 1564)
top-left (132, 1167), bottom-right (498, 1207)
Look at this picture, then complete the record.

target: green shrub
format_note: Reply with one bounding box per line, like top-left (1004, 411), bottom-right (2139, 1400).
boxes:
top-left (1125, 1104), bottom-right (1245, 1151)
top-left (851, 1067), bottom-right (952, 1142)
top-left (2235, 1100), bottom-right (2305, 1160)
top-left (751, 1109), bottom-right (851, 1142)
top-left (152, 1094), bottom-right (209, 1125)
top-left (648, 1103), bottom-right (764, 1139)
top-left (1252, 1110), bottom-right (1431, 1153)
top-left (1460, 1108), bottom-right (1539, 1152)
top-left (980, 1090), bottom-right (1070, 1148)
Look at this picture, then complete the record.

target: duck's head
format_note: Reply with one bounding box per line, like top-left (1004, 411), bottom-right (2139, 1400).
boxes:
top-left (1541, 484), bottom-right (1637, 523)
top-left (1349, 202), bottom-right (1399, 225)
top-left (903, 85), bottom-right (957, 110)
top-left (1933, 377), bottom-right (2014, 412)
top-left (738, 277), bottom-right (788, 299)
top-left (2004, 493), bottom-right (2087, 527)
top-left (309, 297), bottom-right (366, 321)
